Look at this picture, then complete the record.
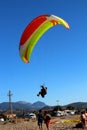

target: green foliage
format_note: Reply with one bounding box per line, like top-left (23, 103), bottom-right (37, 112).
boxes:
top-left (66, 105), bottom-right (75, 110)
top-left (53, 105), bottom-right (62, 111)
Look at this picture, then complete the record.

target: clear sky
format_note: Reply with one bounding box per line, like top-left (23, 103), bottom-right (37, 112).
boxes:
top-left (0, 0), bottom-right (87, 106)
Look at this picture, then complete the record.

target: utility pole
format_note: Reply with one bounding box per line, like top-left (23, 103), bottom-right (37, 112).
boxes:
top-left (56, 100), bottom-right (59, 106)
top-left (8, 90), bottom-right (13, 114)
top-left (56, 100), bottom-right (59, 111)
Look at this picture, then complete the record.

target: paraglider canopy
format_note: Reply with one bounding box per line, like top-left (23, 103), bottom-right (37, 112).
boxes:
top-left (19, 14), bottom-right (70, 63)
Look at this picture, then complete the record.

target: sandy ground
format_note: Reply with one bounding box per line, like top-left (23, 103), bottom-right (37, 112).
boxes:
top-left (0, 115), bottom-right (85, 130)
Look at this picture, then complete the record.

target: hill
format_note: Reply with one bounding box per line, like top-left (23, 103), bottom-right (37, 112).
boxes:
top-left (0, 101), bottom-right (87, 111)
top-left (0, 101), bottom-right (47, 111)
top-left (66, 102), bottom-right (87, 109)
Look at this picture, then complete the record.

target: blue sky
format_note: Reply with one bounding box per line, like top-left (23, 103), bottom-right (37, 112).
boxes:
top-left (0, 0), bottom-right (87, 106)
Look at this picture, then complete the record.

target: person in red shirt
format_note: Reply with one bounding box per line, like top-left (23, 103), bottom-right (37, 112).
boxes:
top-left (44, 111), bottom-right (51, 130)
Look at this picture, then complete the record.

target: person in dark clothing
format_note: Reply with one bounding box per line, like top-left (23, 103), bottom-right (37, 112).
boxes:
top-left (37, 85), bottom-right (47, 98)
top-left (37, 110), bottom-right (44, 130)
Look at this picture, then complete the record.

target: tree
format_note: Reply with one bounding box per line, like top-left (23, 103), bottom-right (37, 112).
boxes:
top-left (66, 105), bottom-right (75, 110)
top-left (53, 105), bottom-right (62, 111)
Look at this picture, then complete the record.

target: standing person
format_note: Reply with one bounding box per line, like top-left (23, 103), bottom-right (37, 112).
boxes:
top-left (81, 109), bottom-right (87, 129)
top-left (84, 108), bottom-right (87, 129)
top-left (37, 110), bottom-right (44, 130)
top-left (44, 111), bottom-right (51, 130)
top-left (80, 111), bottom-right (85, 128)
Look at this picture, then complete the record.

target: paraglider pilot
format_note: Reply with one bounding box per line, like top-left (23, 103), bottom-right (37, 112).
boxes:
top-left (37, 85), bottom-right (47, 98)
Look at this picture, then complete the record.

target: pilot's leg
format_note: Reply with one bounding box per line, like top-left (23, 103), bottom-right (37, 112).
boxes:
top-left (37, 91), bottom-right (41, 96)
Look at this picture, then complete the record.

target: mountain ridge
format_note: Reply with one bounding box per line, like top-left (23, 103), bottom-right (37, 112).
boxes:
top-left (0, 101), bottom-right (87, 111)
top-left (0, 101), bottom-right (47, 111)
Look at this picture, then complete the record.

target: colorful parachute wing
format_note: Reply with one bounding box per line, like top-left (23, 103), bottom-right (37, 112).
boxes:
top-left (19, 14), bottom-right (70, 63)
